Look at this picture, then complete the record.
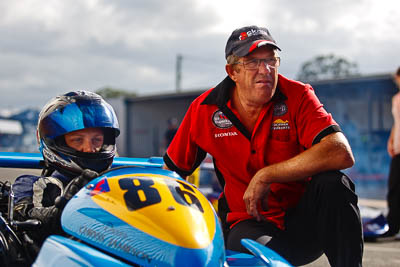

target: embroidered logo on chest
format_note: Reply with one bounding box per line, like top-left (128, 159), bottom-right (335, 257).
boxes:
top-left (215, 132), bottom-right (238, 138)
top-left (212, 110), bottom-right (233, 129)
top-left (271, 119), bottom-right (290, 130)
top-left (273, 102), bottom-right (288, 116)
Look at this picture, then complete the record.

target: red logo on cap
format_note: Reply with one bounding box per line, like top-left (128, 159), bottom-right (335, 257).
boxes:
top-left (239, 32), bottom-right (248, 41)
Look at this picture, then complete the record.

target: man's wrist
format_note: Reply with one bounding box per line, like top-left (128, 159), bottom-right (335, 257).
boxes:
top-left (257, 167), bottom-right (272, 184)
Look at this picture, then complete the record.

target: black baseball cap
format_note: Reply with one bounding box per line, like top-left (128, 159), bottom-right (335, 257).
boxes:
top-left (225, 25), bottom-right (281, 59)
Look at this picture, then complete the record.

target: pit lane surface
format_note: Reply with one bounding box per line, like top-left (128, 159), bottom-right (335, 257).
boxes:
top-left (307, 241), bottom-right (400, 267)
top-left (1, 168), bottom-right (399, 267)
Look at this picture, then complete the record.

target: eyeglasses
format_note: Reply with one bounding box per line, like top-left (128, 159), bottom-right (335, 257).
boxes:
top-left (234, 57), bottom-right (281, 70)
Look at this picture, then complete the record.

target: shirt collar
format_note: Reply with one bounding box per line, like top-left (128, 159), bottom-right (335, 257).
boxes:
top-left (201, 75), bottom-right (287, 107)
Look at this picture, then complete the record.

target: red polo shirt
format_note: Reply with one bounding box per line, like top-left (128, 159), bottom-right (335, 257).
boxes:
top-left (164, 74), bottom-right (340, 229)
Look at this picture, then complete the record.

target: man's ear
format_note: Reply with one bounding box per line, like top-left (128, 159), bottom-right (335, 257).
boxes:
top-left (226, 64), bottom-right (238, 82)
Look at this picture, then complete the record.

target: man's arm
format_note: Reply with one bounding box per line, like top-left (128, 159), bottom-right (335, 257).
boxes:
top-left (391, 92), bottom-right (400, 156)
top-left (162, 164), bottom-right (170, 170)
top-left (243, 131), bottom-right (354, 221)
top-left (162, 164), bottom-right (187, 179)
top-left (388, 127), bottom-right (394, 157)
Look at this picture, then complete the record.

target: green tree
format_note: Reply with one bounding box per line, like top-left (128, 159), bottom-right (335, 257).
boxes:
top-left (95, 87), bottom-right (136, 99)
top-left (296, 54), bottom-right (359, 82)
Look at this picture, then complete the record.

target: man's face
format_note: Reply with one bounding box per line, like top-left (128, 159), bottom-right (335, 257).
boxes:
top-left (64, 127), bottom-right (104, 153)
top-left (228, 46), bottom-right (279, 106)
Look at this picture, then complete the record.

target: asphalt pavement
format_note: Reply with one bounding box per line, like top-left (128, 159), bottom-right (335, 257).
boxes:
top-left (1, 168), bottom-right (399, 267)
top-left (306, 239), bottom-right (400, 267)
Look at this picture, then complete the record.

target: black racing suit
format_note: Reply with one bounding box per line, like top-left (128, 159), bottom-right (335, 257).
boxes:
top-left (12, 171), bottom-right (71, 246)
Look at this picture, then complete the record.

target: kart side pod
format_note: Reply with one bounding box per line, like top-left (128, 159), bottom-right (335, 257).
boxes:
top-left (60, 167), bottom-right (225, 266)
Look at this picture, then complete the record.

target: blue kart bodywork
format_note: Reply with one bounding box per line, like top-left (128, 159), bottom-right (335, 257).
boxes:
top-left (33, 235), bottom-right (131, 267)
top-left (0, 152), bottom-right (294, 266)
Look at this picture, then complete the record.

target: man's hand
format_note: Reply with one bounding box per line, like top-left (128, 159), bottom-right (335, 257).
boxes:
top-left (243, 170), bottom-right (271, 222)
top-left (388, 128), bottom-right (395, 157)
top-left (243, 132), bottom-right (354, 221)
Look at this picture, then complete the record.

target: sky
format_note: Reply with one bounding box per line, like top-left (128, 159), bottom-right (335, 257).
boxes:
top-left (0, 0), bottom-right (399, 111)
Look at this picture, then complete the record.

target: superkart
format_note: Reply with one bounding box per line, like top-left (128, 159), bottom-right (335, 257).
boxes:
top-left (0, 152), bottom-right (293, 267)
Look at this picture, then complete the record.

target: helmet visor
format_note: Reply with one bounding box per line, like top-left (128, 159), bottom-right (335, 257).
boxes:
top-left (39, 96), bottom-right (120, 139)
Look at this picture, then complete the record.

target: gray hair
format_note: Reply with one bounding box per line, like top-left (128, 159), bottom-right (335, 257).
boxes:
top-left (226, 48), bottom-right (280, 65)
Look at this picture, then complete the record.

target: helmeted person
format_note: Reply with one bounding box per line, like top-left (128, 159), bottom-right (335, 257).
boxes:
top-left (12, 90), bottom-right (120, 251)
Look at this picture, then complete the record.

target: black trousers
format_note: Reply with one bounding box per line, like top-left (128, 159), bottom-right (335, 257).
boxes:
top-left (226, 171), bottom-right (363, 267)
top-left (387, 154), bottom-right (400, 234)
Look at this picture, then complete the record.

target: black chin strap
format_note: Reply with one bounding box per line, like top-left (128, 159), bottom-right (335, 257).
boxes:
top-left (41, 164), bottom-right (55, 177)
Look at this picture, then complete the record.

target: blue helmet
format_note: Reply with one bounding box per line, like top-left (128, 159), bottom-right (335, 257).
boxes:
top-left (37, 91), bottom-right (120, 177)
